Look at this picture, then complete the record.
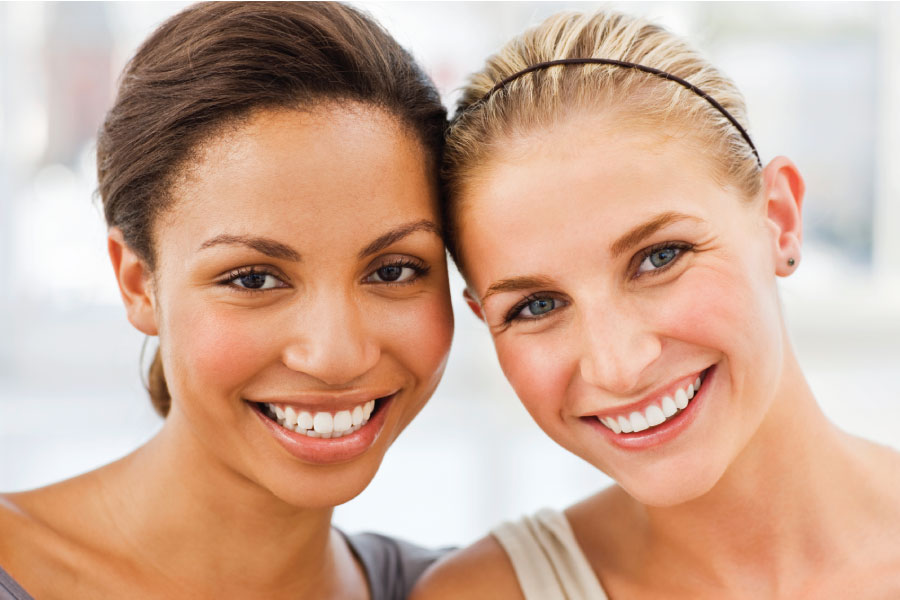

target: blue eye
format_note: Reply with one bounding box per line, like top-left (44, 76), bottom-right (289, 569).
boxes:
top-left (506, 294), bottom-right (565, 323)
top-left (637, 246), bottom-right (683, 274)
top-left (524, 298), bottom-right (555, 316)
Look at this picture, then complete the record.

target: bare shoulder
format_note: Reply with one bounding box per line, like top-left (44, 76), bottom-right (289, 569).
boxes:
top-left (410, 534), bottom-right (524, 600)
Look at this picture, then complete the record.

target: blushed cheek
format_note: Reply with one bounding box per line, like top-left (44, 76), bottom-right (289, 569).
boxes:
top-left (496, 336), bottom-right (572, 426)
top-left (382, 294), bottom-right (454, 393)
top-left (163, 302), bottom-right (275, 400)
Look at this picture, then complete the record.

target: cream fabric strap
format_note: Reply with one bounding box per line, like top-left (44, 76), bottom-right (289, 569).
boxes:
top-left (491, 508), bottom-right (609, 600)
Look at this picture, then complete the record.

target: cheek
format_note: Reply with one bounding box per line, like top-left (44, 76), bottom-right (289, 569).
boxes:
top-left (495, 332), bottom-right (574, 426)
top-left (378, 292), bottom-right (454, 389)
top-left (162, 301), bottom-right (277, 397)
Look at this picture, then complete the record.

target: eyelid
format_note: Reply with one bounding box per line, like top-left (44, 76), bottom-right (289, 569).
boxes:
top-left (217, 266), bottom-right (289, 294)
top-left (502, 291), bottom-right (567, 325)
top-left (363, 255), bottom-right (430, 286)
top-left (630, 241), bottom-right (694, 279)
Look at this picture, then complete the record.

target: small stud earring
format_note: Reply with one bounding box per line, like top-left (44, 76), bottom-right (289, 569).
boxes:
top-left (787, 258), bottom-right (796, 267)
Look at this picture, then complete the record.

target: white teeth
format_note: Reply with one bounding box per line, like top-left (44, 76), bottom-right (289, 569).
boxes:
top-left (645, 404), bottom-right (665, 427)
top-left (284, 406), bottom-right (298, 428)
top-left (674, 387), bottom-right (689, 410)
top-left (629, 411), bottom-right (649, 432)
top-left (298, 411), bottom-right (314, 431)
top-left (264, 399), bottom-right (376, 438)
top-left (333, 410), bottom-right (352, 433)
top-left (313, 412), bottom-right (334, 434)
top-left (661, 395), bottom-right (677, 417)
top-left (597, 373), bottom-right (706, 436)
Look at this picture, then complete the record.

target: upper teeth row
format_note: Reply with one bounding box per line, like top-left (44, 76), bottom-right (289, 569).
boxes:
top-left (265, 401), bottom-right (375, 439)
top-left (598, 375), bottom-right (703, 435)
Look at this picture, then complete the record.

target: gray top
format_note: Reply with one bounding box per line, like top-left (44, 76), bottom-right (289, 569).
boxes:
top-left (0, 531), bottom-right (446, 600)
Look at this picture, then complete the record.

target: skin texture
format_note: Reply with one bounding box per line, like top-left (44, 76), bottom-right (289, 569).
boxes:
top-left (0, 104), bottom-right (454, 599)
top-left (413, 112), bottom-right (900, 599)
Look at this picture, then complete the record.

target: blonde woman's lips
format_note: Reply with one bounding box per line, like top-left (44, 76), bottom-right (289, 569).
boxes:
top-left (582, 365), bottom-right (715, 450)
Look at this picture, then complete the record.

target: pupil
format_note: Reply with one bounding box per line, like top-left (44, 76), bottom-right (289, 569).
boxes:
top-left (240, 272), bottom-right (267, 289)
top-left (650, 248), bottom-right (676, 268)
top-left (529, 298), bottom-right (554, 315)
top-left (378, 265), bottom-right (403, 282)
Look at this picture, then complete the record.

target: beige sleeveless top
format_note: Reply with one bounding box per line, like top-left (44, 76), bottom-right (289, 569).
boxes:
top-left (491, 508), bottom-right (609, 600)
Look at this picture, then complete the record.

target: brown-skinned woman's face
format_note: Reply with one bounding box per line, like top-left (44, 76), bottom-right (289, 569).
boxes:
top-left (143, 105), bottom-right (453, 507)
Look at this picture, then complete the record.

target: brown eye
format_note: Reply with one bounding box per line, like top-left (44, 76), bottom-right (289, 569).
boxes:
top-left (365, 259), bottom-right (428, 284)
top-left (376, 265), bottom-right (405, 282)
top-left (228, 270), bottom-right (285, 290)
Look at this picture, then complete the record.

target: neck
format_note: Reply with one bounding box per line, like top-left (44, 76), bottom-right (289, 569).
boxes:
top-left (634, 351), bottom-right (889, 593)
top-left (89, 415), bottom-right (363, 598)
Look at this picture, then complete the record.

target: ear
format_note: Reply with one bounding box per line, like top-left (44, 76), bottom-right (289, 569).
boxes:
top-left (761, 156), bottom-right (805, 277)
top-left (108, 228), bottom-right (159, 335)
top-left (462, 288), bottom-right (486, 322)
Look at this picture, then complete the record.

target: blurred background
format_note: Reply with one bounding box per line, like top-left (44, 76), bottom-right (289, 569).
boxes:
top-left (1, 1), bottom-right (898, 548)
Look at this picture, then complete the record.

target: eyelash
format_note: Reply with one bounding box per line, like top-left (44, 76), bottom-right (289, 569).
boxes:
top-left (503, 292), bottom-right (566, 325)
top-left (365, 258), bottom-right (430, 286)
top-left (631, 241), bottom-right (694, 279)
top-left (217, 266), bottom-right (286, 294)
top-left (501, 241), bottom-right (694, 325)
top-left (217, 258), bottom-right (430, 295)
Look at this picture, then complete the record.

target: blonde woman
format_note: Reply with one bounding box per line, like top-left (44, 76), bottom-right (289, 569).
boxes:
top-left (414, 11), bottom-right (900, 599)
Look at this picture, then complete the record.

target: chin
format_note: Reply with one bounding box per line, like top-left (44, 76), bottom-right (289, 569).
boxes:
top-left (256, 451), bottom-right (388, 510)
top-left (613, 456), bottom-right (731, 508)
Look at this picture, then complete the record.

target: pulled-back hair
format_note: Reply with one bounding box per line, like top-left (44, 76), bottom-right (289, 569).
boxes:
top-left (97, 1), bottom-right (447, 417)
top-left (443, 11), bottom-right (761, 268)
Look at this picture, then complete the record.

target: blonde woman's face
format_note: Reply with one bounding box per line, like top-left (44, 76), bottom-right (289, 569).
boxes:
top-left (149, 105), bottom-right (453, 508)
top-left (458, 114), bottom-right (788, 506)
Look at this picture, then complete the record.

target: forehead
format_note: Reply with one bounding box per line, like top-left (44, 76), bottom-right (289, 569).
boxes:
top-left (158, 104), bottom-right (436, 253)
top-left (457, 113), bottom-right (731, 286)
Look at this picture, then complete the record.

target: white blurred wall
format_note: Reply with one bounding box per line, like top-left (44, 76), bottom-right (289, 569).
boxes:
top-left (1, 2), bottom-right (898, 548)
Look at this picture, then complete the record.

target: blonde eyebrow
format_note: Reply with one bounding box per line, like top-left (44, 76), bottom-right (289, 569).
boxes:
top-left (609, 212), bottom-right (703, 258)
top-left (482, 275), bottom-right (556, 302)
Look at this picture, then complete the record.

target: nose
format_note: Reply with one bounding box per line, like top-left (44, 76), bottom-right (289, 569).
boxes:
top-left (577, 300), bottom-right (662, 395)
top-left (281, 292), bottom-right (381, 386)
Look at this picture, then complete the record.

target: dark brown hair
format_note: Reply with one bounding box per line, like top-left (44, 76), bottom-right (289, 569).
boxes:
top-left (97, 2), bottom-right (446, 417)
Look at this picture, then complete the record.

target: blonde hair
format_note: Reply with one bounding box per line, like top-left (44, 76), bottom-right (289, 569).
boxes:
top-left (443, 11), bottom-right (762, 265)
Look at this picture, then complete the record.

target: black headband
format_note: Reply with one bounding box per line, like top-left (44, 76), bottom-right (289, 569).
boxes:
top-left (475, 57), bottom-right (762, 168)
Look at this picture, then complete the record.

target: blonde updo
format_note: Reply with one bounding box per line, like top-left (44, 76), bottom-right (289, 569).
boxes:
top-left (443, 11), bottom-right (762, 268)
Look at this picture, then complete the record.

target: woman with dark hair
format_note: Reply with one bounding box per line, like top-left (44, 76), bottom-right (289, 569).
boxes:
top-left (0, 3), bottom-right (452, 598)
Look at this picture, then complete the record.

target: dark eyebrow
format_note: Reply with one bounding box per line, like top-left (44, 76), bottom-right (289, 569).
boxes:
top-left (482, 275), bottom-right (556, 302)
top-left (198, 235), bottom-right (301, 262)
top-left (358, 219), bottom-right (441, 259)
top-left (609, 212), bottom-right (703, 258)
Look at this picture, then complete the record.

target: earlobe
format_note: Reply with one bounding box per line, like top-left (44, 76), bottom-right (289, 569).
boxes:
top-left (108, 228), bottom-right (159, 335)
top-left (761, 156), bottom-right (805, 277)
top-left (462, 288), bottom-right (486, 322)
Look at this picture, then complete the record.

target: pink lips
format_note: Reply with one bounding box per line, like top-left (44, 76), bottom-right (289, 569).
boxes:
top-left (584, 365), bottom-right (716, 451)
top-left (250, 394), bottom-right (394, 465)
